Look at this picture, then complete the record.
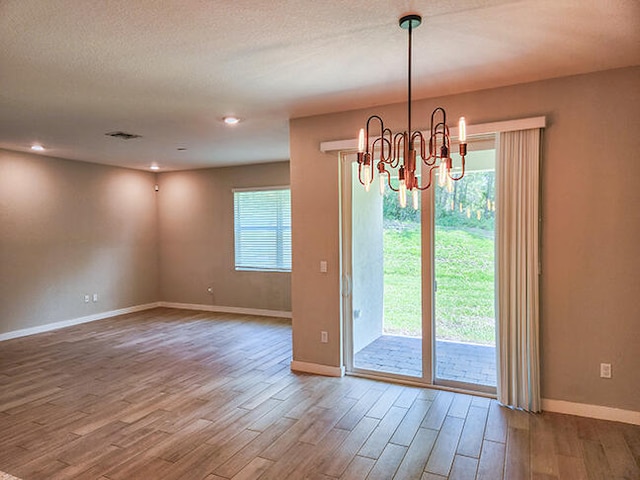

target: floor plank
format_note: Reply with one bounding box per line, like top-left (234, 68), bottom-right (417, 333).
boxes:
top-left (422, 391), bottom-right (455, 430)
top-left (358, 405), bottom-right (407, 459)
top-left (457, 405), bottom-right (489, 458)
top-left (394, 427), bottom-right (438, 480)
top-left (476, 439), bottom-right (505, 480)
top-left (315, 416), bottom-right (379, 477)
top-left (339, 455), bottom-right (375, 480)
top-left (390, 397), bottom-right (433, 446)
top-left (424, 415), bottom-right (465, 476)
top-left (364, 442), bottom-right (406, 479)
top-left (449, 454), bottom-right (479, 480)
top-left (484, 400), bottom-right (508, 443)
top-left (504, 425), bottom-right (530, 480)
top-left (229, 456), bottom-right (274, 480)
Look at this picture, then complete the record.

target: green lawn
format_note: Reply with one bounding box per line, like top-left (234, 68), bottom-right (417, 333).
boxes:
top-left (383, 224), bottom-right (495, 345)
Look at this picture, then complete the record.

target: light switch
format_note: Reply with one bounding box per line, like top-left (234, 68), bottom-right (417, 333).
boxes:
top-left (320, 261), bottom-right (328, 273)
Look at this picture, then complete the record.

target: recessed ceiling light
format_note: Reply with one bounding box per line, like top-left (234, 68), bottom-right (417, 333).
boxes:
top-left (31, 144), bottom-right (45, 151)
top-left (223, 116), bottom-right (240, 125)
top-left (150, 164), bottom-right (159, 171)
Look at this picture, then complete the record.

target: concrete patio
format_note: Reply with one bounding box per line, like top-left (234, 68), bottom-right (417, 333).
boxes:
top-left (354, 334), bottom-right (497, 387)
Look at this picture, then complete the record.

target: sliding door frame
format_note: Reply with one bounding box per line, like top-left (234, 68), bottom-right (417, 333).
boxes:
top-left (340, 152), bottom-right (355, 376)
top-left (341, 152), bottom-right (434, 385)
top-left (422, 176), bottom-right (435, 385)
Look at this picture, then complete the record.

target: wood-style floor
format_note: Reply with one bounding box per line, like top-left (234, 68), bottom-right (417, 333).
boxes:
top-left (0, 308), bottom-right (638, 480)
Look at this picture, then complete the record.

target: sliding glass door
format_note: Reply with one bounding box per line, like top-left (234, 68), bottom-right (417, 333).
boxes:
top-left (343, 139), bottom-right (497, 392)
top-left (348, 160), bottom-right (423, 379)
top-left (433, 144), bottom-right (497, 390)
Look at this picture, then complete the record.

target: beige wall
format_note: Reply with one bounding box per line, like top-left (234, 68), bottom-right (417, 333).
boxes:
top-left (157, 162), bottom-right (291, 312)
top-left (0, 149), bottom-right (159, 334)
top-left (290, 66), bottom-right (640, 411)
top-left (0, 152), bottom-right (290, 336)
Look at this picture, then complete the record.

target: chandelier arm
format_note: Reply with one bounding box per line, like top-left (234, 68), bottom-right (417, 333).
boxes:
top-left (410, 130), bottom-right (422, 145)
top-left (430, 107), bottom-right (447, 135)
top-left (386, 170), bottom-right (399, 192)
top-left (443, 123), bottom-right (451, 148)
top-left (415, 163), bottom-right (440, 190)
top-left (371, 138), bottom-right (381, 165)
top-left (372, 137), bottom-right (385, 164)
top-left (430, 124), bottom-right (451, 162)
top-left (433, 123), bottom-right (451, 150)
top-left (430, 108), bottom-right (437, 137)
top-left (365, 115), bottom-right (386, 154)
top-left (393, 132), bottom-right (405, 168)
top-left (356, 162), bottom-right (366, 186)
top-left (428, 131), bottom-right (435, 158)
top-left (411, 131), bottom-right (430, 165)
top-left (432, 122), bottom-right (447, 135)
top-left (382, 128), bottom-right (393, 162)
top-left (448, 157), bottom-right (466, 181)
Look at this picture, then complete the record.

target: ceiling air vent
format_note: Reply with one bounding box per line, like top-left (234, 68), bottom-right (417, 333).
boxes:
top-left (105, 131), bottom-right (142, 140)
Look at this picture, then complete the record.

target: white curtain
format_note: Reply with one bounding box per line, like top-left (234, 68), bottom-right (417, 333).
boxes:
top-left (496, 128), bottom-right (541, 412)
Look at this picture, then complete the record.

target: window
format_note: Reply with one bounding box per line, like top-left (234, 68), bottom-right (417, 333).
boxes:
top-left (233, 187), bottom-right (291, 272)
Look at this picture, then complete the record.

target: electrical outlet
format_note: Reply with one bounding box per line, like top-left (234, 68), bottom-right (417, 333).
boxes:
top-left (321, 331), bottom-right (328, 343)
top-left (320, 261), bottom-right (328, 273)
top-left (92, 293), bottom-right (98, 302)
top-left (84, 294), bottom-right (90, 303)
top-left (600, 363), bottom-right (612, 379)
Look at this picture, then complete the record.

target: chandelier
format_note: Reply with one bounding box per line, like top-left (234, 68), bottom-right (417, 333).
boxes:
top-left (356, 14), bottom-right (467, 209)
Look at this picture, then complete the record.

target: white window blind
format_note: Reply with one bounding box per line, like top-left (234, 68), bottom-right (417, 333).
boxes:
top-left (233, 188), bottom-right (291, 272)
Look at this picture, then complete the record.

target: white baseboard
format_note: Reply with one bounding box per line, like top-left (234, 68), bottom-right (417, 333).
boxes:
top-left (290, 360), bottom-right (345, 377)
top-left (0, 302), bottom-right (161, 341)
top-left (158, 302), bottom-right (292, 319)
top-left (542, 398), bottom-right (640, 425)
top-left (0, 302), bottom-right (290, 341)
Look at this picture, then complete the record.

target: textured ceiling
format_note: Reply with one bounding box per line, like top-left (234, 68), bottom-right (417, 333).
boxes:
top-left (1, 0), bottom-right (639, 170)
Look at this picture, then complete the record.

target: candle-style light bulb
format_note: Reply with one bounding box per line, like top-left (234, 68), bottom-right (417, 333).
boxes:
top-left (412, 188), bottom-right (419, 210)
top-left (458, 117), bottom-right (466, 143)
top-left (363, 164), bottom-right (371, 192)
top-left (438, 160), bottom-right (447, 187)
top-left (399, 180), bottom-right (407, 208)
top-left (358, 128), bottom-right (365, 153)
top-left (446, 175), bottom-right (453, 193)
top-left (379, 174), bottom-right (385, 196)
